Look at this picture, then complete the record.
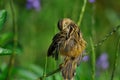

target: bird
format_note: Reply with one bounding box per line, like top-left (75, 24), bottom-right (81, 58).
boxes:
top-left (47, 18), bottom-right (86, 80)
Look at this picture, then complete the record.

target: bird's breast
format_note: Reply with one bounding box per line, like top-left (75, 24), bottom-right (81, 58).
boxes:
top-left (59, 37), bottom-right (86, 57)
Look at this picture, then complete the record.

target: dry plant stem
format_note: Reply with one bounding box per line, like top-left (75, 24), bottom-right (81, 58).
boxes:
top-left (85, 25), bottom-right (120, 54)
top-left (77, 0), bottom-right (87, 26)
top-left (5, 0), bottom-right (17, 80)
top-left (111, 37), bottom-right (120, 80)
top-left (94, 25), bottom-right (120, 47)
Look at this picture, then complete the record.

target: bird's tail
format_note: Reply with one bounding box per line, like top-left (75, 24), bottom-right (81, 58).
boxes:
top-left (60, 54), bottom-right (83, 80)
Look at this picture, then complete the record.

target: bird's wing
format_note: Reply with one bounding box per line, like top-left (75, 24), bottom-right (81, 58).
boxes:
top-left (47, 32), bottom-right (66, 60)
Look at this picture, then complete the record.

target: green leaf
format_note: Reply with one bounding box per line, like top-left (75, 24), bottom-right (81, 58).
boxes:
top-left (29, 64), bottom-right (43, 76)
top-left (0, 32), bottom-right (13, 46)
top-left (0, 47), bottom-right (22, 55)
top-left (4, 41), bottom-right (23, 54)
top-left (0, 63), bottom-right (17, 80)
top-left (0, 10), bottom-right (7, 30)
top-left (0, 63), bottom-right (7, 80)
top-left (17, 68), bottom-right (38, 80)
top-left (46, 76), bottom-right (54, 80)
top-left (0, 47), bottom-right (12, 55)
top-left (54, 73), bottom-right (62, 80)
top-left (0, 32), bottom-right (23, 55)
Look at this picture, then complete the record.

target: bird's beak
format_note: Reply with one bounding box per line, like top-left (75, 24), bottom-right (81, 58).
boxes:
top-left (58, 19), bottom-right (63, 31)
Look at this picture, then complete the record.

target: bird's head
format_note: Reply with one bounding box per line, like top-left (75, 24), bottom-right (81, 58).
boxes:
top-left (58, 18), bottom-right (76, 31)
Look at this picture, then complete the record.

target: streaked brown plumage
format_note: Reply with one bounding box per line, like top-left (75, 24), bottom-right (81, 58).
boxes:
top-left (47, 18), bottom-right (86, 80)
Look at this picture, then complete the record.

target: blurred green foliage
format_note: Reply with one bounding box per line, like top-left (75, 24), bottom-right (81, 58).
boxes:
top-left (0, 10), bottom-right (7, 31)
top-left (0, 0), bottom-right (120, 80)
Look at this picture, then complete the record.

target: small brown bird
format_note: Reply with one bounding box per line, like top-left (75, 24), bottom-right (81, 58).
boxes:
top-left (47, 18), bottom-right (86, 80)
